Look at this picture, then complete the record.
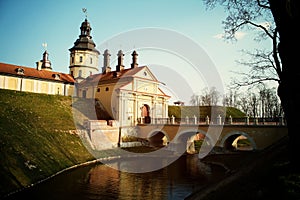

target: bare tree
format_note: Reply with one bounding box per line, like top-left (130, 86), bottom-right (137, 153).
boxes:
top-left (200, 87), bottom-right (211, 106)
top-left (236, 92), bottom-right (250, 115)
top-left (249, 92), bottom-right (259, 118)
top-left (203, 0), bottom-right (300, 167)
top-left (189, 94), bottom-right (201, 106)
top-left (190, 87), bottom-right (221, 106)
top-left (209, 87), bottom-right (221, 106)
top-left (232, 49), bottom-right (280, 87)
top-left (223, 89), bottom-right (239, 107)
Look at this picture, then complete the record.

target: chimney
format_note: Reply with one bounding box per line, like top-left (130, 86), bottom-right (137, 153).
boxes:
top-left (116, 50), bottom-right (125, 72)
top-left (36, 61), bottom-right (42, 70)
top-left (102, 49), bottom-right (111, 73)
top-left (131, 50), bottom-right (138, 69)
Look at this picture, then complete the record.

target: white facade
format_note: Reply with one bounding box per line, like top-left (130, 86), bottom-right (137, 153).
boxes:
top-left (78, 65), bottom-right (170, 127)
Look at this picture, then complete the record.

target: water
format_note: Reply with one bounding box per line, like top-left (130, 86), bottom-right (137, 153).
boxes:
top-left (4, 155), bottom-right (226, 200)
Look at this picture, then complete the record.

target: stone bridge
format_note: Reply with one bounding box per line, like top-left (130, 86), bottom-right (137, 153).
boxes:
top-left (133, 123), bottom-right (288, 154)
top-left (83, 118), bottom-right (288, 157)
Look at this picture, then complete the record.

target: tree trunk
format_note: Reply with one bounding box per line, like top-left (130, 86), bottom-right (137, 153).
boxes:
top-left (269, 0), bottom-right (300, 167)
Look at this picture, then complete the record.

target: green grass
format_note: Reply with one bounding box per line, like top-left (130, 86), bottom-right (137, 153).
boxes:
top-left (0, 89), bottom-right (95, 197)
top-left (194, 140), bottom-right (203, 153)
top-left (121, 146), bottom-right (157, 153)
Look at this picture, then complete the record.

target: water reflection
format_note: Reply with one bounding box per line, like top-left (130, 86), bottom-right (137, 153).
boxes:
top-left (5, 155), bottom-right (226, 200)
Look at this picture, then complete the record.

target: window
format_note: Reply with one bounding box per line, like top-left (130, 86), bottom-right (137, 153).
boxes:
top-left (90, 57), bottom-right (93, 64)
top-left (71, 56), bottom-right (74, 64)
top-left (105, 87), bottom-right (109, 91)
top-left (52, 74), bottom-right (60, 80)
top-left (79, 56), bottom-right (83, 62)
top-left (16, 68), bottom-right (24, 75)
top-left (79, 70), bottom-right (82, 77)
top-left (97, 88), bottom-right (100, 92)
top-left (71, 71), bottom-right (74, 77)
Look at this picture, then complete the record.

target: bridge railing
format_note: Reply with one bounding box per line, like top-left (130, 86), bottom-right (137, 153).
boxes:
top-left (138, 116), bottom-right (286, 126)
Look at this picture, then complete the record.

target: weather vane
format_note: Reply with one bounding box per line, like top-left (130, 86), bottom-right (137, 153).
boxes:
top-left (42, 42), bottom-right (47, 51)
top-left (82, 8), bottom-right (88, 19)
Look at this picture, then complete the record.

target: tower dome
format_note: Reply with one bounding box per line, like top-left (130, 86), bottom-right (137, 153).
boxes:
top-left (80, 19), bottom-right (92, 37)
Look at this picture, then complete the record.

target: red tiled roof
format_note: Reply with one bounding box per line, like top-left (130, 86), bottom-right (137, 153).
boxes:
top-left (80, 66), bottom-right (147, 85)
top-left (0, 62), bottom-right (75, 83)
top-left (79, 66), bottom-right (170, 98)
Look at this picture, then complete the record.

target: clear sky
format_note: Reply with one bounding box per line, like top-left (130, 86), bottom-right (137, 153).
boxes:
top-left (0, 0), bottom-right (272, 104)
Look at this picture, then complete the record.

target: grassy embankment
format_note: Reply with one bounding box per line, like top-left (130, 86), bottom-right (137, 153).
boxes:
top-left (0, 89), bottom-right (97, 197)
top-left (168, 105), bottom-right (245, 119)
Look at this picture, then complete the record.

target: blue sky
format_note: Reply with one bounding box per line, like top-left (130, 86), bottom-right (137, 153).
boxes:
top-left (0, 0), bottom-right (272, 104)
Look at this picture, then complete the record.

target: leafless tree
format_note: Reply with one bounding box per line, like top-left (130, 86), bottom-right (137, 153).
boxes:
top-left (236, 92), bottom-right (250, 115)
top-left (190, 87), bottom-right (221, 106)
top-left (249, 92), bottom-right (259, 118)
top-left (203, 0), bottom-right (300, 166)
top-left (203, 0), bottom-right (300, 167)
top-left (223, 89), bottom-right (238, 107)
top-left (189, 94), bottom-right (201, 106)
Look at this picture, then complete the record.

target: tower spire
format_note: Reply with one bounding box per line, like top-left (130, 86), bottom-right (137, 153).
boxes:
top-left (39, 43), bottom-right (52, 71)
top-left (82, 8), bottom-right (88, 19)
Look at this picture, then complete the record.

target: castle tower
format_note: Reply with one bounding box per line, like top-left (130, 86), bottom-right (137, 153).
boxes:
top-left (69, 17), bottom-right (100, 82)
top-left (36, 50), bottom-right (52, 71)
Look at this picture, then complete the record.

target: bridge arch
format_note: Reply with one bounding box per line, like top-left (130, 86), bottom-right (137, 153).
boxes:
top-left (220, 131), bottom-right (257, 151)
top-left (171, 129), bottom-right (214, 154)
top-left (147, 129), bottom-right (170, 147)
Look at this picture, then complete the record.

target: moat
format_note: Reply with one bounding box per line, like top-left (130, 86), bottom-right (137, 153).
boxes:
top-left (4, 154), bottom-right (228, 200)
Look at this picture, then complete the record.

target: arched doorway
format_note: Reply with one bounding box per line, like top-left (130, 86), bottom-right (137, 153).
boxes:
top-left (141, 104), bottom-right (151, 124)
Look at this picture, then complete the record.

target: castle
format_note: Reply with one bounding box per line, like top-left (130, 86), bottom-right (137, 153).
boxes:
top-left (0, 17), bottom-right (170, 126)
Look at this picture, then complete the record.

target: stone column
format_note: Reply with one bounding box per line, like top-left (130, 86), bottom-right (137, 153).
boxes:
top-left (205, 116), bottom-right (210, 125)
top-left (171, 115), bottom-right (175, 124)
top-left (245, 115), bottom-right (249, 125)
top-left (228, 115), bottom-right (232, 125)
top-left (193, 115), bottom-right (197, 124)
top-left (217, 115), bottom-right (222, 125)
top-left (186, 116), bottom-right (189, 124)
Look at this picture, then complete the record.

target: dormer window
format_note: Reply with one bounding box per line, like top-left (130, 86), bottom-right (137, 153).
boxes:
top-left (113, 71), bottom-right (118, 78)
top-left (16, 68), bottom-right (24, 75)
top-left (52, 74), bottom-right (60, 80)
